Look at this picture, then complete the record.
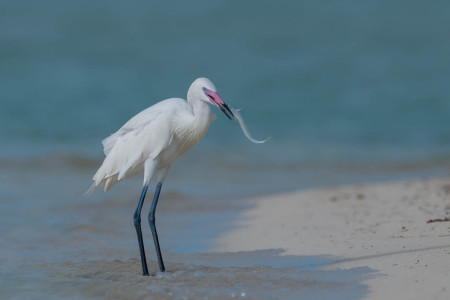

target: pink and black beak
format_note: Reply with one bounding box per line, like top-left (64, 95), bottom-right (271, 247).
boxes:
top-left (203, 88), bottom-right (234, 120)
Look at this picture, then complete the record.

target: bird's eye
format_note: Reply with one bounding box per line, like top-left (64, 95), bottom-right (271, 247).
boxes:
top-left (202, 87), bottom-right (206, 91)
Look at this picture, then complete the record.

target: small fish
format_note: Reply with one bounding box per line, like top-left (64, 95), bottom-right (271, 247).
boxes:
top-left (231, 108), bottom-right (270, 144)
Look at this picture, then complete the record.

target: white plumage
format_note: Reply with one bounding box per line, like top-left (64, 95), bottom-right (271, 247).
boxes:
top-left (89, 78), bottom-right (221, 193)
top-left (89, 77), bottom-right (265, 276)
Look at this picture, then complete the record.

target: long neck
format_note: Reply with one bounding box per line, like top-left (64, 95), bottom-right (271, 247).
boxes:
top-left (189, 98), bottom-right (211, 118)
top-left (173, 97), bottom-right (212, 151)
top-left (185, 96), bottom-right (213, 137)
top-left (186, 88), bottom-right (211, 117)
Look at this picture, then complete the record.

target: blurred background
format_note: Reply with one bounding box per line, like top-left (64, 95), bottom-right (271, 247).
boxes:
top-left (1, 0), bottom-right (450, 198)
top-left (1, 1), bottom-right (450, 297)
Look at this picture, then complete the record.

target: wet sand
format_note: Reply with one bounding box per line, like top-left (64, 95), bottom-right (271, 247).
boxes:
top-left (1, 165), bottom-right (449, 299)
top-left (215, 178), bottom-right (450, 300)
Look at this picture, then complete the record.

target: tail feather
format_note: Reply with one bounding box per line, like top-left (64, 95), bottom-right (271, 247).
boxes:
top-left (104, 175), bottom-right (119, 191)
top-left (85, 183), bottom-right (97, 197)
top-left (85, 173), bottom-right (120, 196)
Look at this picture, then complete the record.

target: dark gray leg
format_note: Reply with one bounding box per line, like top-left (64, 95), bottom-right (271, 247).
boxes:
top-left (148, 182), bottom-right (166, 272)
top-left (133, 184), bottom-right (149, 276)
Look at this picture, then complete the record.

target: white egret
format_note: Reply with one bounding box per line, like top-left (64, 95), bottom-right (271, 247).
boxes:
top-left (89, 77), bottom-right (266, 276)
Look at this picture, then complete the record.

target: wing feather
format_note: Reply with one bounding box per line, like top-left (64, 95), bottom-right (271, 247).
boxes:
top-left (90, 98), bottom-right (191, 191)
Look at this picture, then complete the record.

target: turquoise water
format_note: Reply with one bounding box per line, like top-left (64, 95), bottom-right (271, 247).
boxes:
top-left (2, 1), bottom-right (450, 191)
top-left (1, 1), bottom-right (450, 197)
top-left (1, 1), bottom-right (448, 299)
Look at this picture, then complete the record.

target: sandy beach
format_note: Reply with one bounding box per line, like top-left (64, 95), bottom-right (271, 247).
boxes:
top-left (3, 170), bottom-right (450, 299)
top-left (2, 1), bottom-right (450, 299)
top-left (214, 177), bottom-right (450, 300)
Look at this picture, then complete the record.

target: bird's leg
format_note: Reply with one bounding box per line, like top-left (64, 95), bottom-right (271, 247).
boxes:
top-left (148, 182), bottom-right (165, 272)
top-left (133, 184), bottom-right (149, 276)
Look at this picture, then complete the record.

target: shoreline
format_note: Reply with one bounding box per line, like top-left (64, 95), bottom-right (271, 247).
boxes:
top-left (2, 168), bottom-right (450, 299)
top-left (213, 177), bottom-right (450, 299)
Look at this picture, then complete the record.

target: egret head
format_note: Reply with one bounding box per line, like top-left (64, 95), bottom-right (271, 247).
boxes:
top-left (188, 77), bottom-right (234, 120)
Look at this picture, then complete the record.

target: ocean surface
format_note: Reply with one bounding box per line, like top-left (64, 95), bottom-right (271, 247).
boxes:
top-left (1, 1), bottom-right (449, 299)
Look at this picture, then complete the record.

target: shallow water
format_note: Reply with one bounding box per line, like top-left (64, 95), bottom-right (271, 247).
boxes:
top-left (0, 164), bottom-right (374, 300)
top-left (1, 0), bottom-right (450, 298)
top-left (2, 253), bottom-right (374, 300)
